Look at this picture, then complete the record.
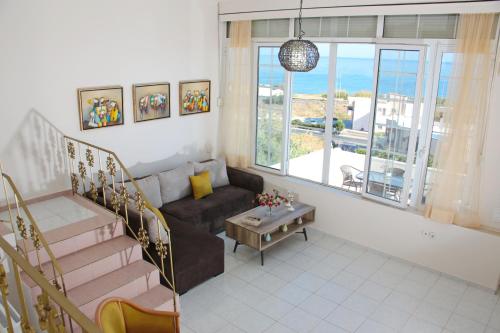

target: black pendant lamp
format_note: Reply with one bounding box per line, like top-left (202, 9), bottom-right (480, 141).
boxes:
top-left (278, 0), bottom-right (319, 72)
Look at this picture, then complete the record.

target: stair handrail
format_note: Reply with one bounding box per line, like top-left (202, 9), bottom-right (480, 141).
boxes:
top-left (63, 136), bottom-right (178, 314)
top-left (0, 167), bottom-right (95, 332)
top-left (0, 232), bottom-right (100, 332)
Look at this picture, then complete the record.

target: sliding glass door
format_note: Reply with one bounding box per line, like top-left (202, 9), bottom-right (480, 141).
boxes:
top-left (363, 45), bottom-right (425, 206)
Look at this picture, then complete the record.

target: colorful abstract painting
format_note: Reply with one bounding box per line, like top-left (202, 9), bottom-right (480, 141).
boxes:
top-left (179, 80), bottom-right (210, 116)
top-left (78, 86), bottom-right (124, 130)
top-left (133, 82), bottom-right (170, 122)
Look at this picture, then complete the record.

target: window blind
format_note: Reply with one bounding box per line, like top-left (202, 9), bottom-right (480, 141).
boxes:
top-left (294, 16), bottom-right (377, 38)
top-left (384, 14), bottom-right (458, 39)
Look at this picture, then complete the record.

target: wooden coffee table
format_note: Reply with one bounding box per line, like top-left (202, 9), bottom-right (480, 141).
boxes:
top-left (225, 202), bottom-right (315, 265)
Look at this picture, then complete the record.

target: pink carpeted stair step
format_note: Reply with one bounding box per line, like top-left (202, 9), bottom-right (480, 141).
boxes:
top-left (67, 260), bottom-right (160, 319)
top-left (131, 284), bottom-right (179, 312)
top-left (23, 197), bottom-right (123, 266)
top-left (22, 235), bottom-right (142, 295)
top-left (19, 193), bottom-right (179, 328)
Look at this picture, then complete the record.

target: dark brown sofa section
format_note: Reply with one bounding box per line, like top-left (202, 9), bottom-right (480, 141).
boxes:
top-left (96, 165), bottom-right (263, 294)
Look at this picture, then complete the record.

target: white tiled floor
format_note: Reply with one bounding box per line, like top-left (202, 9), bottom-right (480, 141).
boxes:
top-left (180, 229), bottom-right (500, 333)
top-left (0, 196), bottom-right (96, 232)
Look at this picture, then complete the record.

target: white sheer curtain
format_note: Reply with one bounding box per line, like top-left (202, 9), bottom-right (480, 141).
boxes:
top-left (424, 14), bottom-right (497, 227)
top-left (219, 21), bottom-right (252, 168)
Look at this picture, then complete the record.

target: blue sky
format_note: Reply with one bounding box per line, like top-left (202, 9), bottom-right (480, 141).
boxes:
top-left (317, 43), bottom-right (375, 59)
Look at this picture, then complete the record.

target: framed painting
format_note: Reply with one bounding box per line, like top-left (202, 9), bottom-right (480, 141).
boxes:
top-left (179, 80), bottom-right (211, 116)
top-left (133, 82), bottom-right (171, 123)
top-left (78, 86), bottom-right (124, 131)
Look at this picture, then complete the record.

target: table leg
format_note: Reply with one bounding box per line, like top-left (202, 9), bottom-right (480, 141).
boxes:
top-left (233, 241), bottom-right (240, 253)
top-left (295, 228), bottom-right (308, 241)
top-left (260, 251), bottom-right (264, 266)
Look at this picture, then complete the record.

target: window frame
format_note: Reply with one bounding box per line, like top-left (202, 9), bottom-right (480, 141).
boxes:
top-left (412, 43), bottom-right (456, 208)
top-left (361, 44), bottom-right (427, 208)
top-left (248, 17), bottom-right (466, 209)
top-left (251, 43), bottom-right (292, 175)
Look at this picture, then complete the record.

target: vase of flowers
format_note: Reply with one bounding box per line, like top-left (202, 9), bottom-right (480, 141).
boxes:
top-left (257, 190), bottom-right (286, 216)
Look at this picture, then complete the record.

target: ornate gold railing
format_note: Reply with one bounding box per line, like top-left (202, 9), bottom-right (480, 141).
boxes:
top-left (63, 136), bottom-right (178, 316)
top-left (0, 166), bottom-right (99, 332)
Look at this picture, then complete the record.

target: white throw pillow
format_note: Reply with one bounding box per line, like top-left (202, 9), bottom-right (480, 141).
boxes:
top-left (158, 163), bottom-right (195, 204)
top-left (124, 175), bottom-right (162, 208)
top-left (103, 186), bottom-right (169, 244)
top-left (192, 159), bottom-right (229, 188)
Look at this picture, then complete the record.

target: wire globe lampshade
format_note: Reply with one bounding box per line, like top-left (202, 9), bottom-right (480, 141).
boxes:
top-left (278, 39), bottom-right (319, 72)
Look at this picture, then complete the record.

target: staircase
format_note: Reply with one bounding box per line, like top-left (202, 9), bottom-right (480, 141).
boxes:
top-left (19, 192), bottom-right (177, 321)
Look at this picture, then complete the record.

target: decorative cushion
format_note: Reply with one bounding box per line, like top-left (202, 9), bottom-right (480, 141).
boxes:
top-left (158, 163), bottom-right (195, 204)
top-left (124, 175), bottom-right (162, 209)
top-left (189, 171), bottom-right (213, 200)
top-left (103, 186), bottom-right (169, 243)
top-left (192, 159), bottom-right (229, 188)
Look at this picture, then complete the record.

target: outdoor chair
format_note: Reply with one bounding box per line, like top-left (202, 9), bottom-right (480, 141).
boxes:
top-left (340, 165), bottom-right (363, 192)
top-left (385, 167), bottom-right (405, 200)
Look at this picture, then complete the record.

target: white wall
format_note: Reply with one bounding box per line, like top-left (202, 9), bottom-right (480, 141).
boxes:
top-left (0, 0), bottom-right (220, 199)
top-left (257, 171), bottom-right (500, 290)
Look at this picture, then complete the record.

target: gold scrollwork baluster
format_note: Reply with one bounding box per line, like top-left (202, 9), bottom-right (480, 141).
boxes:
top-left (97, 168), bottom-right (107, 203)
top-left (155, 238), bottom-right (167, 260)
top-left (29, 225), bottom-right (41, 251)
top-left (70, 173), bottom-right (79, 194)
top-left (89, 181), bottom-right (98, 202)
top-left (119, 185), bottom-right (129, 206)
top-left (110, 190), bottom-right (120, 216)
top-left (135, 192), bottom-right (145, 214)
top-left (67, 142), bottom-right (75, 160)
top-left (86, 147), bottom-right (97, 203)
top-left (67, 140), bottom-right (77, 197)
top-left (0, 264), bottom-right (15, 333)
top-left (48, 307), bottom-right (65, 333)
top-left (119, 184), bottom-right (130, 224)
top-left (16, 216), bottom-right (28, 240)
top-left (86, 148), bottom-right (94, 168)
top-left (138, 228), bottom-right (149, 248)
top-left (106, 156), bottom-right (116, 177)
top-left (10, 259), bottom-right (35, 333)
top-left (78, 161), bottom-right (87, 193)
top-left (97, 170), bottom-right (107, 187)
top-left (135, 192), bottom-right (149, 248)
top-left (29, 225), bottom-right (44, 274)
top-left (35, 292), bottom-right (50, 331)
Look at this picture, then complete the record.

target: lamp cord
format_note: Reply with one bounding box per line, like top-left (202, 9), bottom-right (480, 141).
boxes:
top-left (298, 0), bottom-right (305, 39)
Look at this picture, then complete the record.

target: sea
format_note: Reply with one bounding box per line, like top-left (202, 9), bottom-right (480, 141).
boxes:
top-left (259, 57), bottom-right (453, 98)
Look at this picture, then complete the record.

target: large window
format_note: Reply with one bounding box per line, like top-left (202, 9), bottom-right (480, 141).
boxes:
top-left (250, 16), bottom-right (496, 208)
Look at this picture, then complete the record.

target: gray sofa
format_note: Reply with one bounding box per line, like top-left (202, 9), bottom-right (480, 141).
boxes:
top-left (160, 166), bottom-right (260, 234)
top-left (96, 162), bottom-right (263, 294)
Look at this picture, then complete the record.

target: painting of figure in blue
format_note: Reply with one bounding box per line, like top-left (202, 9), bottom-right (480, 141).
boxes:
top-left (133, 82), bottom-right (171, 123)
top-left (78, 86), bottom-right (124, 131)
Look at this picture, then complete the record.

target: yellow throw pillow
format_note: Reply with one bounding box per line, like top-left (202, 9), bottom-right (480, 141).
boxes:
top-left (190, 171), bottom-right (213, 200)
